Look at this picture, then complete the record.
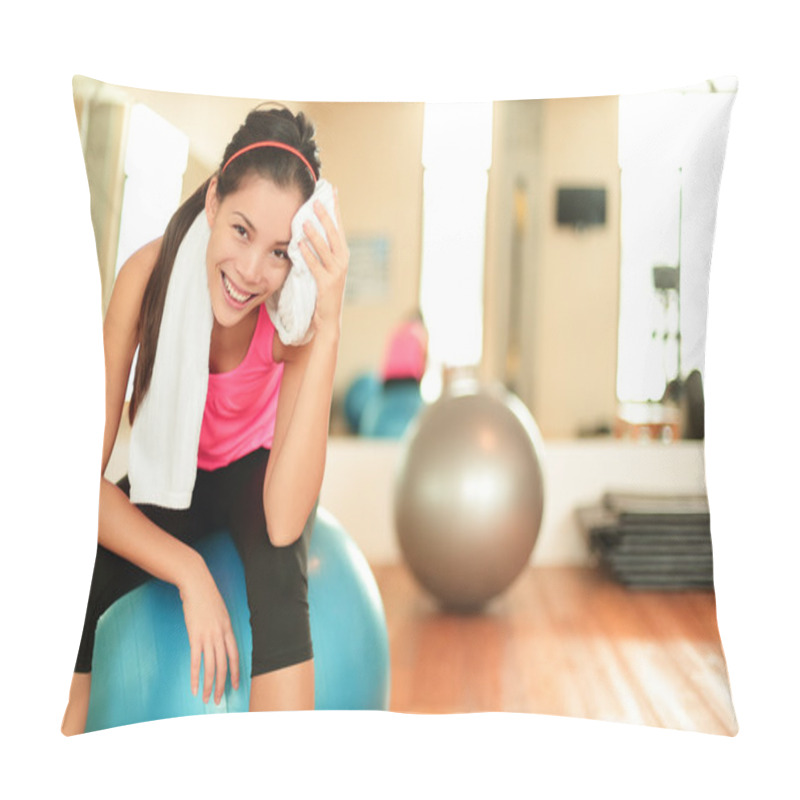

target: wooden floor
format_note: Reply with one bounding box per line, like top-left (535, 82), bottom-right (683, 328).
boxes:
top-left (370, 564), bottom-right (738, 736)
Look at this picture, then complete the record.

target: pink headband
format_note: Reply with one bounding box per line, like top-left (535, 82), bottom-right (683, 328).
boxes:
top-left (221, 140), bottom-right (317, 183)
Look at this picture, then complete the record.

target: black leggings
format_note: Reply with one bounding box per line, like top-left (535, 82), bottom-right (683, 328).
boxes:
top-left (74, 448), bottom-right (315, 677)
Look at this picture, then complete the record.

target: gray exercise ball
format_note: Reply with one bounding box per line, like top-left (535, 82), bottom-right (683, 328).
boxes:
top-left (393, 383), bottom-right (545, 612)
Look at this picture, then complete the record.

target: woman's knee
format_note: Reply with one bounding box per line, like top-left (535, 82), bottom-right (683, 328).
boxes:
top-left (242, 537), bottom-right (313, 672)
top-left (249, 659), bottom-right (314, 711)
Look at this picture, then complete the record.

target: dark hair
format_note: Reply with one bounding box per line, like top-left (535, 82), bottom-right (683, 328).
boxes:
top-left (128, 106), bottom-right (320, 423)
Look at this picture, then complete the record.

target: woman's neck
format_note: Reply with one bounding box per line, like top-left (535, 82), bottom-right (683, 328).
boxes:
top-left (208, 307), bottom-right (260, 374)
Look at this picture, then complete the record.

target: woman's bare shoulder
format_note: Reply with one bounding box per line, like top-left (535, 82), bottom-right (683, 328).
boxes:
top-left (109, 238), bottom-right (162, 307)
top-left (104, 237), bottom-right (163, 331)
top-left (119, 238), bottom-right (163, 285)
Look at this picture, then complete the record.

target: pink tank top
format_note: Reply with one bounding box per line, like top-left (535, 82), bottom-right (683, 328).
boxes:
top-left (197, 304), bottom-right (284, 470)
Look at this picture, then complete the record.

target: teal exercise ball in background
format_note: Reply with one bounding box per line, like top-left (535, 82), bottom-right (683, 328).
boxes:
top-left (343, 372), bottom-right (381, 433)
top-left (85, 508), bottom-right (390, 732)
top-left (394, 383), bottom-right (545, 612)
top-left (359, 381), bottom-right (424, 439)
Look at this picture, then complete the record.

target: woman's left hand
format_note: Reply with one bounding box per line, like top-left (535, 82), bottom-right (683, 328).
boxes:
top-left (300, 190), bottom-right (349, 339)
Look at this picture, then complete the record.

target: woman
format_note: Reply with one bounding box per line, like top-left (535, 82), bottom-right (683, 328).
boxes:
top-left (62, 105), bottom-right (348, 734)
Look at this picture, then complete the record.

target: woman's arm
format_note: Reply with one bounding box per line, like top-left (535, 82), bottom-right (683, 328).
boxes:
top-left (98, 479), bottom-right (238, 703)
top-left (100, 240), bottom-right (159, 477)
top-left (99, 241), bottom-right (239, 704)
top-left (263, 192), bottom-right (349, 547)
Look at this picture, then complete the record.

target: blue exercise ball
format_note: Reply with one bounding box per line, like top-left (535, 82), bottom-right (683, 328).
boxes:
top-left (85, 508), bottom-right (390, 732)
top-left (359, 382), bottom-right (424, 439)
top-left (343, 372), bottom-right (381, 433)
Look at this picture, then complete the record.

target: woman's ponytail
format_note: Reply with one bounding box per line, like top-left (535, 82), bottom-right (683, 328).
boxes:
top-left (128, 180), bottom-right (208, 424)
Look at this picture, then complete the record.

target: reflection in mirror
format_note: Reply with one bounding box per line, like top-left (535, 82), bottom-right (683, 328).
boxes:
top-left (73, 76), bottom-right (734, 441)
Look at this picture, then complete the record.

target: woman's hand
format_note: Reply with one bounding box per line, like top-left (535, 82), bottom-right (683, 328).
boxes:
top-left (300, 189), bottom-right (349, 339)
top-left (179, 566), bottom-right (240, 705)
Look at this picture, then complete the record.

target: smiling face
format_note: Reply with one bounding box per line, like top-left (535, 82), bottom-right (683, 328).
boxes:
top-left (204, 172), bottom-right (304, 328)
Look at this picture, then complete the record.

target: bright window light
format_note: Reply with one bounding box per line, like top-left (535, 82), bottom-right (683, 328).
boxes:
top-left (617, 88), bottom-right (733, 402)
top-left (419, 102), bottom-right (493, 398)
top-left (115, 104), bottom-right (189, 275)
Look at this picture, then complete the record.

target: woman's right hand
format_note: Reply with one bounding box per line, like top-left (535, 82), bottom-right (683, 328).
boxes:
top-left (179, 566), bottom-right (240, 705)
top-left (98, 480), bottom-right (241, 706)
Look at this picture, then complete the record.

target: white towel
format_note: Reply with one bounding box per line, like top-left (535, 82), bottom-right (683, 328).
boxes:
top-left (128, 211), bottom-right (213, 509)
top-left (267, 178), bottom-right (336, 346)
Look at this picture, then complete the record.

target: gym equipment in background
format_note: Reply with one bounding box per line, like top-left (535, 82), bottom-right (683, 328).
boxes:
top-left (394, 383), bottom-right (545, 612)
top-left (343, 372), bottom-right (381, 434)
top-left (359, 380), bottom-right (424, 439)
top-left (576, 491), bottom-right (714, 590)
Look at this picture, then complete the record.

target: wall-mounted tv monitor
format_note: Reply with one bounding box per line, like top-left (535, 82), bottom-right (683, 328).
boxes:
top-left (556, 187), bottom-right (606, 228)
